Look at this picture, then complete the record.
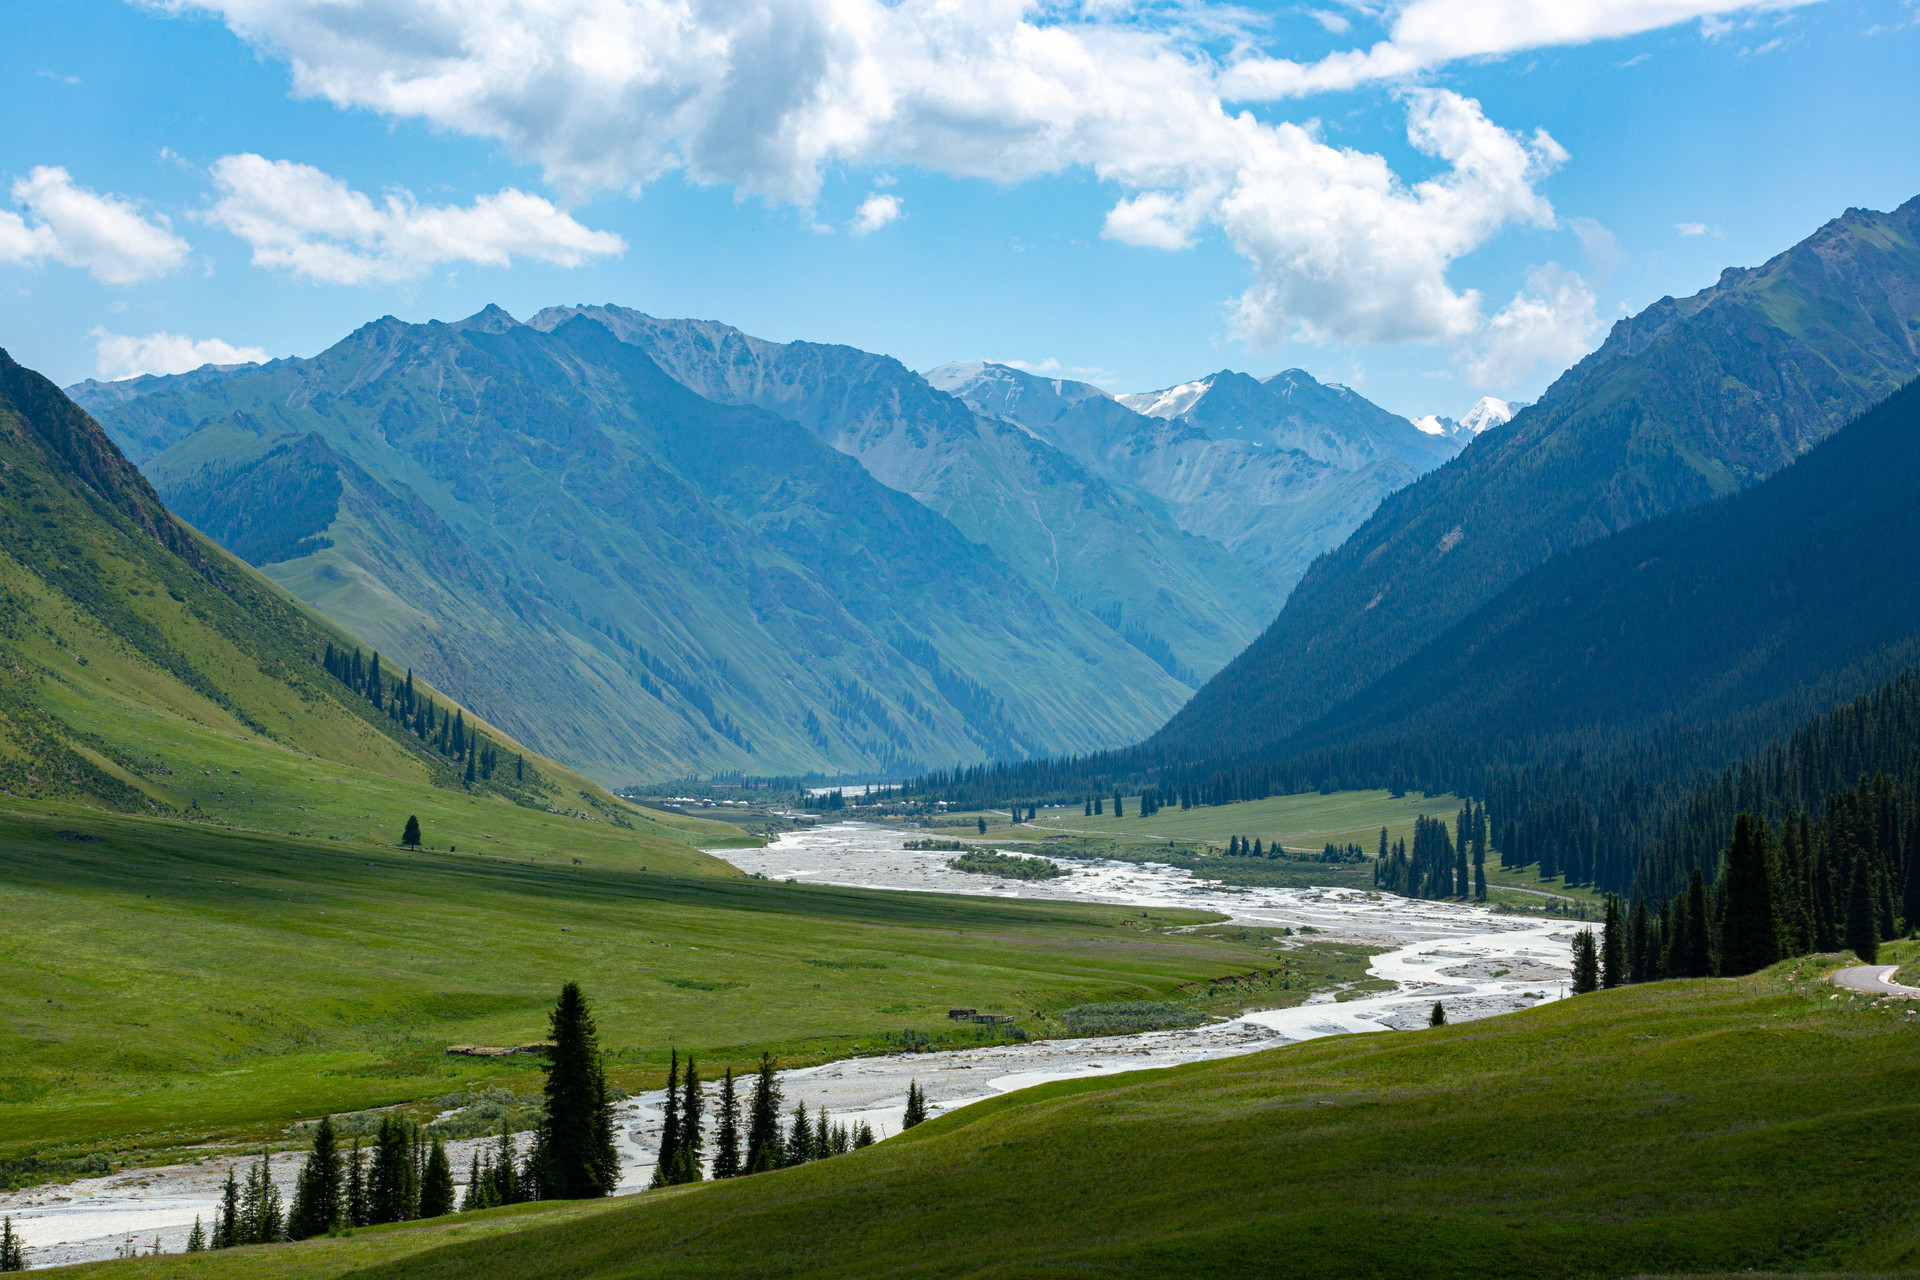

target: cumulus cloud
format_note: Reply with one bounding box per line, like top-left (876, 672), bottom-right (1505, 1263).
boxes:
top-left (205, 154), bottom-right (625, 284)
top-left (91, 327), bottom-right (269, 379)
top-left (167, 0), bottom-right (1775, 350)
top-left (1468, 265), bottom-right (1600, 387)
top-left (1221, 0), bottom-right (1825, 99)
top-left (850, 192), bottom-right (901, 235)
top-left (0, 166), bottom-right (189, 283)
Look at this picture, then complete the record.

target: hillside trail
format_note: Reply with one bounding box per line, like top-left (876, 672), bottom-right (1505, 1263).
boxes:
top-left (1831, 963), bottom-right (1920, 995)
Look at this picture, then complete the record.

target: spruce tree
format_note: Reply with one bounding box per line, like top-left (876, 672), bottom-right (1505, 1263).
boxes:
top-left (287, 1115), bottom-right (342, 1239)
top-left (461, 1153), bottom-right (485, 1211)
top-left (903, 1081), bottom-right (927, 1129)
top-left (1114, 791), bottom-right (1124, 818)
top-left (368, 1116), bottom-right (413, 1224)
top-left (814, 1108), bottom-right (831, 1158)
top-left (1600, 894), bottom-right (1626, 988)
top-left (345, 1140), bottom-right (368, 1226)
top-left (1846, 849), bottom-right (1880, 963)
top-left (401, 815), bottom-right (421, 848)
top-left (186, 1216), bottom-right (205, 1252)
top-left (1428, 1001), bottom-right (1446, 1026)
top-left (1718, 813), bottom-right (1781, 977)
top-left (744, 1054), bottom-right (783, 1173)
top-left (1628, 896), bottom-right (1650, 983)
top-left (713, 1068), bottom-right (741, 1179)
top-left (1686, 867), bottom-right (1713, 978)
top-left (490, 1127), bottom-right (520, 1206)
top-left (672, 1057), bottom-right (704, 1184)
top-left (214, 1166), bottom-right (241, 1247)
top-left (785, 1101), bottom-right (813, 1167)
top-left (1570, 929), bottom-right (1600, 993)
top-left (0, 1217), bottom-right (20, 1272)
top-left (651, 1050), bottom-right (681, 1189)
top-left (532, 982), bottom-right (621, 1198)
top-left (417, 1140), bottom-right (456, 1218)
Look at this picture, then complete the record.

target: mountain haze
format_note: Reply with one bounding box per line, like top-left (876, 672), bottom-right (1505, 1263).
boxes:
top-left (930, 361), bottom-right (1460, 585)
top-left (1157, 194), bottom-right (1920, 757)
top-left (78, 312), bottom-right (1194, 782)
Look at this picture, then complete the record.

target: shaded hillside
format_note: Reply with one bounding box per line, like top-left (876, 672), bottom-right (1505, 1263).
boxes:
top-left (533, 306), bottom-right (1274, 684)
top-left (931, 361), bottom-right (1458, 586)
top-left (1158, 195), bottom-right (1920, 755)
top-left (1291, 376), bottom-right (1920, 777)
top-left (78, 312), bottom-right (1191, 781)
top-left (0, 347), bottom-right (709, 855)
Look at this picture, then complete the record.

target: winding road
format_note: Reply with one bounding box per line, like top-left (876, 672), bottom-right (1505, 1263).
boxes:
top-left (1831, 963), bottom-right (1920, 995)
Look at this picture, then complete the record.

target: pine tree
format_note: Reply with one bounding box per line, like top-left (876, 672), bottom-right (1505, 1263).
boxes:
top-left (1114, 791), bottom-right (1124, 818)
top-left (530, 982), bottom-right (621, 1199)
top-left (1600, 894), bottom-right (1626, 988)
top-left (1570, 928), bottom-right (1600, 993)
top-left (671, 1057), bottom-right (704, 1184)
top-left (401, 815), bottom-right (421, 848)
top-left (814, 1108), bottom-right (831, 1158)
top-left (651, 1050), bottom-right (681, 1189)
top-left (0, 1217), bottom-right (22, 1272)
top-left (745, 1054), bottom-right (783, 1173)
top-left (1686, 867), bottom-right (1713, 977)
top-left (1628, 896), bottom-right (1650, 983)
top-left (1847, 849), bottom-right (1880, 963)
top-left (785, 1102), bottom-right (813, 1167)
top-left (713, 1068), bottom-right (741, 1179)
top-left (186, 1216), bottom-right (206, 1252)
top-left (976, 816), bottom-right (986, 835)
top-left (490, 1127), bottom-right (520, 1206)
top-left (461, 1152), bottom-right (485, 1211)
top-left (368, 1116), bottom-right (414, 1224)
top-left (287, 1115), bottom-right (342, 1239)
top-left (418, 1140), bottom-right (456, 1218)
top-left (1083, 799), bottom-right (1092, 817)
top-left (853, 1122), bottom-right (876, 1148)
top-left (903, 1081), bottom-right (927, 1129)
top-left (345, 1140), bottom-right (368, 1226)
top-left (465, 738), bottom-right (477, 785)
top-left (1428, 1001), bottom-right (1446, 1026)
top-left (246, 1151), bottom-right (283, 1242)
top-left (1718, 813), bottom-right (1781, 977)
top-left (214, 1166), bottom-right (241, 1247)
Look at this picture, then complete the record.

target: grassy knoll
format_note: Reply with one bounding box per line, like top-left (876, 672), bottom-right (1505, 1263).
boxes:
top-left (67, 958), bottom-right (1920, 1280)
top-left (0, 809), bottom-right (1272, 1163)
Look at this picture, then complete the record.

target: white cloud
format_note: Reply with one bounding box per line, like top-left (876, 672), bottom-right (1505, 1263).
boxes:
top-left (850, 192), bottom-right (901, 235)
top-left (0, 167), bottom-right (189, 284)
top-left (91, 327), bottom-right (270, 379)
top-left (1569, 215), bottom-right (1619, 280)
top-left (1221, 0), bottom-right (1825, 99)
top-left (1307, 9), bottom-right (1351, 34)
top-left (1468, 264), bottom-right (1600, 387)
top-left (1676, 220), bottom-right (1725, 236)
top-left (165, 0), bottom-right (1747, 349)
top-left (205, 154), bottom-right (625, 284)
top-left (1003, 357), bottom-right (1063, 373)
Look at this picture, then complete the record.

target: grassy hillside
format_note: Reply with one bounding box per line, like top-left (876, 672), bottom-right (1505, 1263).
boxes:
top-left (77, 310), bottom-right (1203, 782)
top-left (0, 806), bottom-right (1268, 1161)
top-left (0, 346), bottom-right (717, 853)
top-left (1160, 194), bottom-right (1920, 756)
top-left (64, 954), bottom-right (1920, 1279)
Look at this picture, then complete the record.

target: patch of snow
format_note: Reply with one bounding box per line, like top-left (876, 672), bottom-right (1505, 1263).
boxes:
top-left (1116, 376), bottom-right (1213, 419)
top-left (1460, 396), bottom-right (1514, 434)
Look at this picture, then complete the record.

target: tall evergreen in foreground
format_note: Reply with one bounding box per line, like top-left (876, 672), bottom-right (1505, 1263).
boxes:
top-left (345, 1140), bottom-right (368, 1226)
top-left (651, 1049), bottom-right (682, 1189)
top-left (214, 1167), bottom-right (241, 1247)
top-left (744, 1054), bottom-right (783, 1173)
top-left (1847, 851), bottom-right (1880, 963)
top-left (1600, 895), bottom-right (1626, 988)
top-left (0, 1217), bottom-right (23, 1271)
top-left (903, 1081), bottom-right (927, 1129)
top-left (401, 815), bottom-right (421, 848)
top-left (1428, 1001), bottom-right (1446, 1027)
top-left (1718, 814), bottom-right (1781, 976)
top-left (418, 1139), bottom-right (456, 1218)
top-left (713, 1068), bottom-right (742, 1179)
top-left (531, 982), bottom-right (620, 1199)
top-left (785, 1102), bottom-right (813, 1167)
top-left (669, 1057), bottom-right (704, 1184)
top-left (1570, 929), bottom-right (1600, 994)
top-left (287, 1114), bottom-right (343, 1238)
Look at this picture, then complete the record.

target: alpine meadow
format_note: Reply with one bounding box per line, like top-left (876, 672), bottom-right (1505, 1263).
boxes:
top-left (4, 2), bottom-right (1920, 1277)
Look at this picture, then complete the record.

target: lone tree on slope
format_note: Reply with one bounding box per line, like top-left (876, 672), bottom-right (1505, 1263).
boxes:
top-left (1429, 1001), bottom-right (1447, 1027)
top-left (530, 982), bottom-right (620, 1198)
top-left (401, 815), bottom-right (422, 848)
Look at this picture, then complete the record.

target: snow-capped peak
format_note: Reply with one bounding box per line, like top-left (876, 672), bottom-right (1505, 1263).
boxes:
top-left (1460, 396), bottom-right (1514, 435)
top-left (1116, 376), bottom-right (1214, 420)
top-left (1412, 414), bottom-right (1450, 436)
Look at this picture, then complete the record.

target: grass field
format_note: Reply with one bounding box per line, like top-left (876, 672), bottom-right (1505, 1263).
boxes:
top-left (1011, 788), bottom-right (1462, 852)
top-left (0, 806), bottom-right (1282, 1163)
top-left (61, 950), bottom-right (1920, 1279)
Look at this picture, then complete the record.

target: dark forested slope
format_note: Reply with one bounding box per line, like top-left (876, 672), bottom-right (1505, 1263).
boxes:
top-left (1157, 195), bottom-right (1920, 756)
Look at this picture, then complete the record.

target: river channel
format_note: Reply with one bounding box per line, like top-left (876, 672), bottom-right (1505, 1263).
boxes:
top-left (3, 822), bottom-right (1579, 1267)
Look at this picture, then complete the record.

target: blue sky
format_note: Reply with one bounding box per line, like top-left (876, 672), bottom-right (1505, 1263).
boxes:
top-left (3, 0), bottom-right (1917, 420)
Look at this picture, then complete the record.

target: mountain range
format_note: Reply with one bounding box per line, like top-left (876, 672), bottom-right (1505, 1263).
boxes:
top-left (1157, 194), bottom-right (1920, 759)
top-left (75, 307), bottom-right (1463, 783)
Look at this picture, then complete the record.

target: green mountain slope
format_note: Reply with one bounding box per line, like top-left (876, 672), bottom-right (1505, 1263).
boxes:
top-left (73, 961), bottom-right (1920, 1280)
top-left (0, 346), bottom-right (723, 862)
top-left (1158, 194), bottom-right (1920, 756)
top-left (531, 306), bottom-right (1275, 685)
top-left (1288, 376), bottom-right (1920, 779)
top-left (77, 312), bottom-right (1191, 781)
top-left (930, 361), bottom-right (1458, 586)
